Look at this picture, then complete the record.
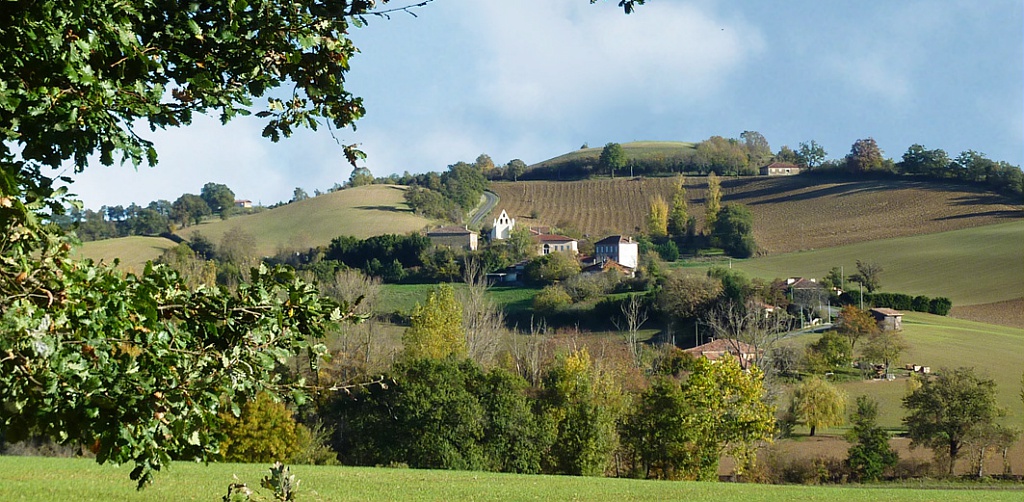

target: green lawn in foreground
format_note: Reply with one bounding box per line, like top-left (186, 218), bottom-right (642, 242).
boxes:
top-left (675, 220), bottom-right (1024, 306)
top-left (782, 311), bottom-right (1024, 429)
top-left (0, 457), bottom-right (1020, 502)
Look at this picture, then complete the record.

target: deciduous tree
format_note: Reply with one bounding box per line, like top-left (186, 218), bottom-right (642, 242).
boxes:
top-left (796, 140), bottom-right (827, 169)
top-left (846, 138), bottom-right (886, 173)
top-left (667, 178), bottom-right (689, 237)
top-left (704, 172), bottom-right (722, 233)
top-left (200, 183), bottom-right (236, 216)
top-left (712, 203), bottom-right (756, 258)
top-left (861, 329), bottom-right (908, 377)
top-left (846, 396), bottom-right (898, 481)
top-left (903, 367), bottom-right (1002, 477)
top-left (835, 305), bottom-right (878, 353)
top-left (599, 142), bottom-right (626, 177)
top-left (401, 284), bottom-right (466, 361)
top-left (789, 377), bottom-right (847, 436)
top-left (646, 195), bottom-right (669, 238)
top-left (848, 260), bottom-right (883, 293)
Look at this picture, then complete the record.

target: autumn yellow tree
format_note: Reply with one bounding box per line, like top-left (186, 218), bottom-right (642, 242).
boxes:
top-left (704, 172), bottom-right (722, 233)
top-left (647, 195), bottom-right (669, 238)
top-left (402, 284), bottom-right (466, 360)
top-left (789, 377), bottom-right (847, 436)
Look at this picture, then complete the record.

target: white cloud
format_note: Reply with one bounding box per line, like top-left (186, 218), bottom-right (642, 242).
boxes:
top-left (470, 1), bottom-right (762, 123)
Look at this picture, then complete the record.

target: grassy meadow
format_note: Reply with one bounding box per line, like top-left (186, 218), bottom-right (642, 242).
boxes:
top-left (1, 456), bottom-right (1020, 502)
top-left (675, 220), bottom-right (1024, 307)
top-left (175, 184), bottom-right (433, 257)
top-left (529, 140), bottom-right (697, 172)
top-left (779, 312), bottom-right (1024, 428)
top-left (73, 235), bottom-right (179, 274)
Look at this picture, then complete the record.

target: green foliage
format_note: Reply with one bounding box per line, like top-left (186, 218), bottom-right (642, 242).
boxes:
top-left (695, 136), bottom-right (751, 175)
top-left (533, 285), bottom-right (573, 314)
top-left (348, 167), bottom-right (374, 188)
top-left (619, 378), bottom-right (691, 479)
top-left (805, 331), bottom-right (852, 373)
top-left (712, 203), bottom-right (756, 258)
top-left (172, 193), bottom-right (212, 226)
top-left (598, 143), bottom-right (627, 176)
top-left (401, 284), bottom-right (466, 361)
top-left (504, 159), bottom-right (527, 182)
top-left (704, 172), bottom-right (722, 232)
top-left (667, 178), bottom-right (689, 237)
top-left (524, 252), bottom-right (581, 285)
top-left (846, 138), bottom-right (888, 173)
top-left (848, 260), bottom-right (883, 293)
top-left (201, 183), bottom-right (236, 216)
top-left (860, 329), bottom-right (909, 374)
top-left (218, 393), bottom-right (309, 464)
top-left (846, 396), bottom-right (898, 481)
top-left (656, 272), bottom-right (722, 322)
top-left (903, 367), bottom-right (1002, 477)
top-left (928, 297), bottom-right (952, 316)
top-left (540, 348), bottom-right (625, 476)
top-left (677, 356), bottom-right (775, 479)
top-left (789, 377), bottom-right (847, 436)
top-left (654, 240), bottom-right (679, 261)
top-left (796, 140), bottom-right (827, 169)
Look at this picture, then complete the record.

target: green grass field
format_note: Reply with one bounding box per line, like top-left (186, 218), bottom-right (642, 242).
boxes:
top-left (378, 284), bottom-right (542, 315)
top-left (74, 235), bottom-right (179, 273)
top-left (530, 140), bottom-right (697, 172)
top-left (675, 220), bottom-right (1024, 307)
top-left (780, 312), bottom-right (1024, 430)
top-left (176, 185), bottom-right (434, 257)
top-left (0, 456), bottom-right (1020, 502)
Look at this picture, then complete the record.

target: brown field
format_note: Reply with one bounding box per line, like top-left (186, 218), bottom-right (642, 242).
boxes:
top-left (489, 177), bottom-right (1023, 254)
top-left (951, 298), bottom-right (1024, 329)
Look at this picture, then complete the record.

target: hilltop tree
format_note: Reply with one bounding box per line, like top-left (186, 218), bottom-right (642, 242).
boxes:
top-left (899, 144), bottom-right (950, 176)
top-left (505, 159), bottom-right (528, 182)
top-left (774, 145), bottom-right (799, 164)
top-left (903, 367), bottom-right (1002, 477)
top-left (667, 178), bottom-right (689, 237)
top-left (348, 166), bottom-right (374, 187)
top-left (846, 138), bottom-right (887, 173)
top-left (200, 182), bottom-right (235, 216)
top-left (646, 195), bottom-right (669, 238)
top-left (171, 193), bottom-right (211, 227)
top-left (789, 377), bottom-right (847, 436)
top-left (796, 140), bottom-right (827, 169)
top-left (475, 153), bottom-right (496, 173)
top-left (741, 130), bottom-right (772, 168)
top-left (704, 172), bottom-right (722, 233)
top-left (599, 142), bottom-right (627, 177)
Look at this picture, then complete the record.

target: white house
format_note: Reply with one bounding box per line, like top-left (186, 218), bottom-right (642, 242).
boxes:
top-left (490, 209), bottom-right (515, 240)
top-left (534, 234), bottom-right (578, 256)
top-left (594, 235), bottom-right (639, 269)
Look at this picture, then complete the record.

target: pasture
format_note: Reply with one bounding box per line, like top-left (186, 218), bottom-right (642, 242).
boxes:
top-left (0, 456), bottom-right (1020, 502)
top-left (175, 185), bottom-right (433, 257)
top-left (676, 220), bottom-right (1024, 307)
top-left (529, 140), bottom-right (697, 172)
top-left (74, 235), bottom-right (179, 274)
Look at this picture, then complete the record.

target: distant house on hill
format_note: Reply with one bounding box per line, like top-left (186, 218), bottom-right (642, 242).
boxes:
top-left (760, 162), bottom-right (801, 176)
top-left (533, 233), bottom-right (578, 256)
top-left (426, 226), bottom-right (478, 251)
top-left (869, 308), bottom-right (903, 331)
top-left (491, 209), bottom-right (515, 240)
top-left (234, 199), bottom-right (252, 208)
top-left (684, 339), bottom-right (760, 369)
top-left (594, 235), bottom-right (639, 269)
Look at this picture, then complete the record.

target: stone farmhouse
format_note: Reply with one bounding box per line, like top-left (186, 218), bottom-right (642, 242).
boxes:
top-left (594, 235), bottom-right (639, 269)
top-left (426, 226), bottom-right (478, 251)
top-left (534, 233), bottom-right (578, 256)
top-left (760, 162), bottom-right (801, 176)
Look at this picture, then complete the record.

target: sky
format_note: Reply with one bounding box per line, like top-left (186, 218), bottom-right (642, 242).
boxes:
top-left (67, 0), bottom-right (1023, 209)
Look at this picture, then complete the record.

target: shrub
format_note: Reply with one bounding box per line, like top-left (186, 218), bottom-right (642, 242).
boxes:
top-left (533, 285), bottom-right (573, 313)
top-left (928, 297), bottom-right (952, 316)
top-left (218, 393), bottom-right (310, 463)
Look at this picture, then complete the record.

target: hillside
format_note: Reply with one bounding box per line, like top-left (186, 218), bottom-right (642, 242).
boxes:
top-left (526, 141), bottom-right (697, 178)
top-left (174, 184), bottom-right (433, 257)
top-left (488, 176), bottom-right (1023, 254)
top-left (74, 235), bottom-right (180, 274)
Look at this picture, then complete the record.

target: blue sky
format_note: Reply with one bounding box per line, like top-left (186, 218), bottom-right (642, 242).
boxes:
top-left (69, 0), bottom-right (1023, 209)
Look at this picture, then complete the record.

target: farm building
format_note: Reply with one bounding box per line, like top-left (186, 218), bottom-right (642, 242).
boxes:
top-left (234, 199), bottom-right (253, 208)
top-left (684, 339), bottom-right (760, 369)
top-left (594, 235), bottom-right (639, 269)
top-left (870, 308), bottom-right (903, 331)
top-left (426, 226), bottom-right (478, 251)
top-left (534, 233), bottom-right (578, 255)
top-left (760, 162), bottom-right (802, 176)
top-left (490, 209), bottom-right (515, 240)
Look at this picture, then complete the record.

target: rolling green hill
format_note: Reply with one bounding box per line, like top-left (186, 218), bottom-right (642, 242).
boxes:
top-left (529, 140), bottom-right (697, 172)
top-left (679, 220), bottom-right (1024, 307)
top-left (80, 185), bottom-right (435, 267)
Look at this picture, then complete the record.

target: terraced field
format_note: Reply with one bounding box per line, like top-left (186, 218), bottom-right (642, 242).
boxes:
top-left (489, 176), bottom-right (1023, 254)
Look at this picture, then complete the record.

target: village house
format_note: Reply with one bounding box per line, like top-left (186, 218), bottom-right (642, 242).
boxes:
top-left (234, 199), bottom-right (252, 208)
top-left (870, 307), bottom-right (903, 331)
top-left (684, 339), bottom-right (760, 369)
top-left (426, 226), bottom-right (478, 251)
top-left (760, 162), bottom-right (802, 176)
top-left (594, 235), bottom-right (639, 269)
top-left (490, 209), bottom-right (515, 240)
top-left (534, 233), bottom-right (578, 256)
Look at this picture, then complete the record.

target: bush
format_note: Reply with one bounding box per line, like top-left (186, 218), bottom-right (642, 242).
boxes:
top-left (654, 240), bottom-right (680, 261)
top-left (533, 285), bottom-right (573, 313)
top-left (928, 297), bottom-right (952, 316)
top-left (218, 393), bottom-right (311, 463)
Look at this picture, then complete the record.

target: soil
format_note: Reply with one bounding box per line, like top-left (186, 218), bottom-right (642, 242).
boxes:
top-left (951, 299), bottom-right (1024, 329)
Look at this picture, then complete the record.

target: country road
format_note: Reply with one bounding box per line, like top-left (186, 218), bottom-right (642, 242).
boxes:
top-left (467, 190), bottom-right (499, 230)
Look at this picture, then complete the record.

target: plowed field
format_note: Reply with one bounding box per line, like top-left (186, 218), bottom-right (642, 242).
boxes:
top-left (489, 176), bottom-right (1023, 254)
